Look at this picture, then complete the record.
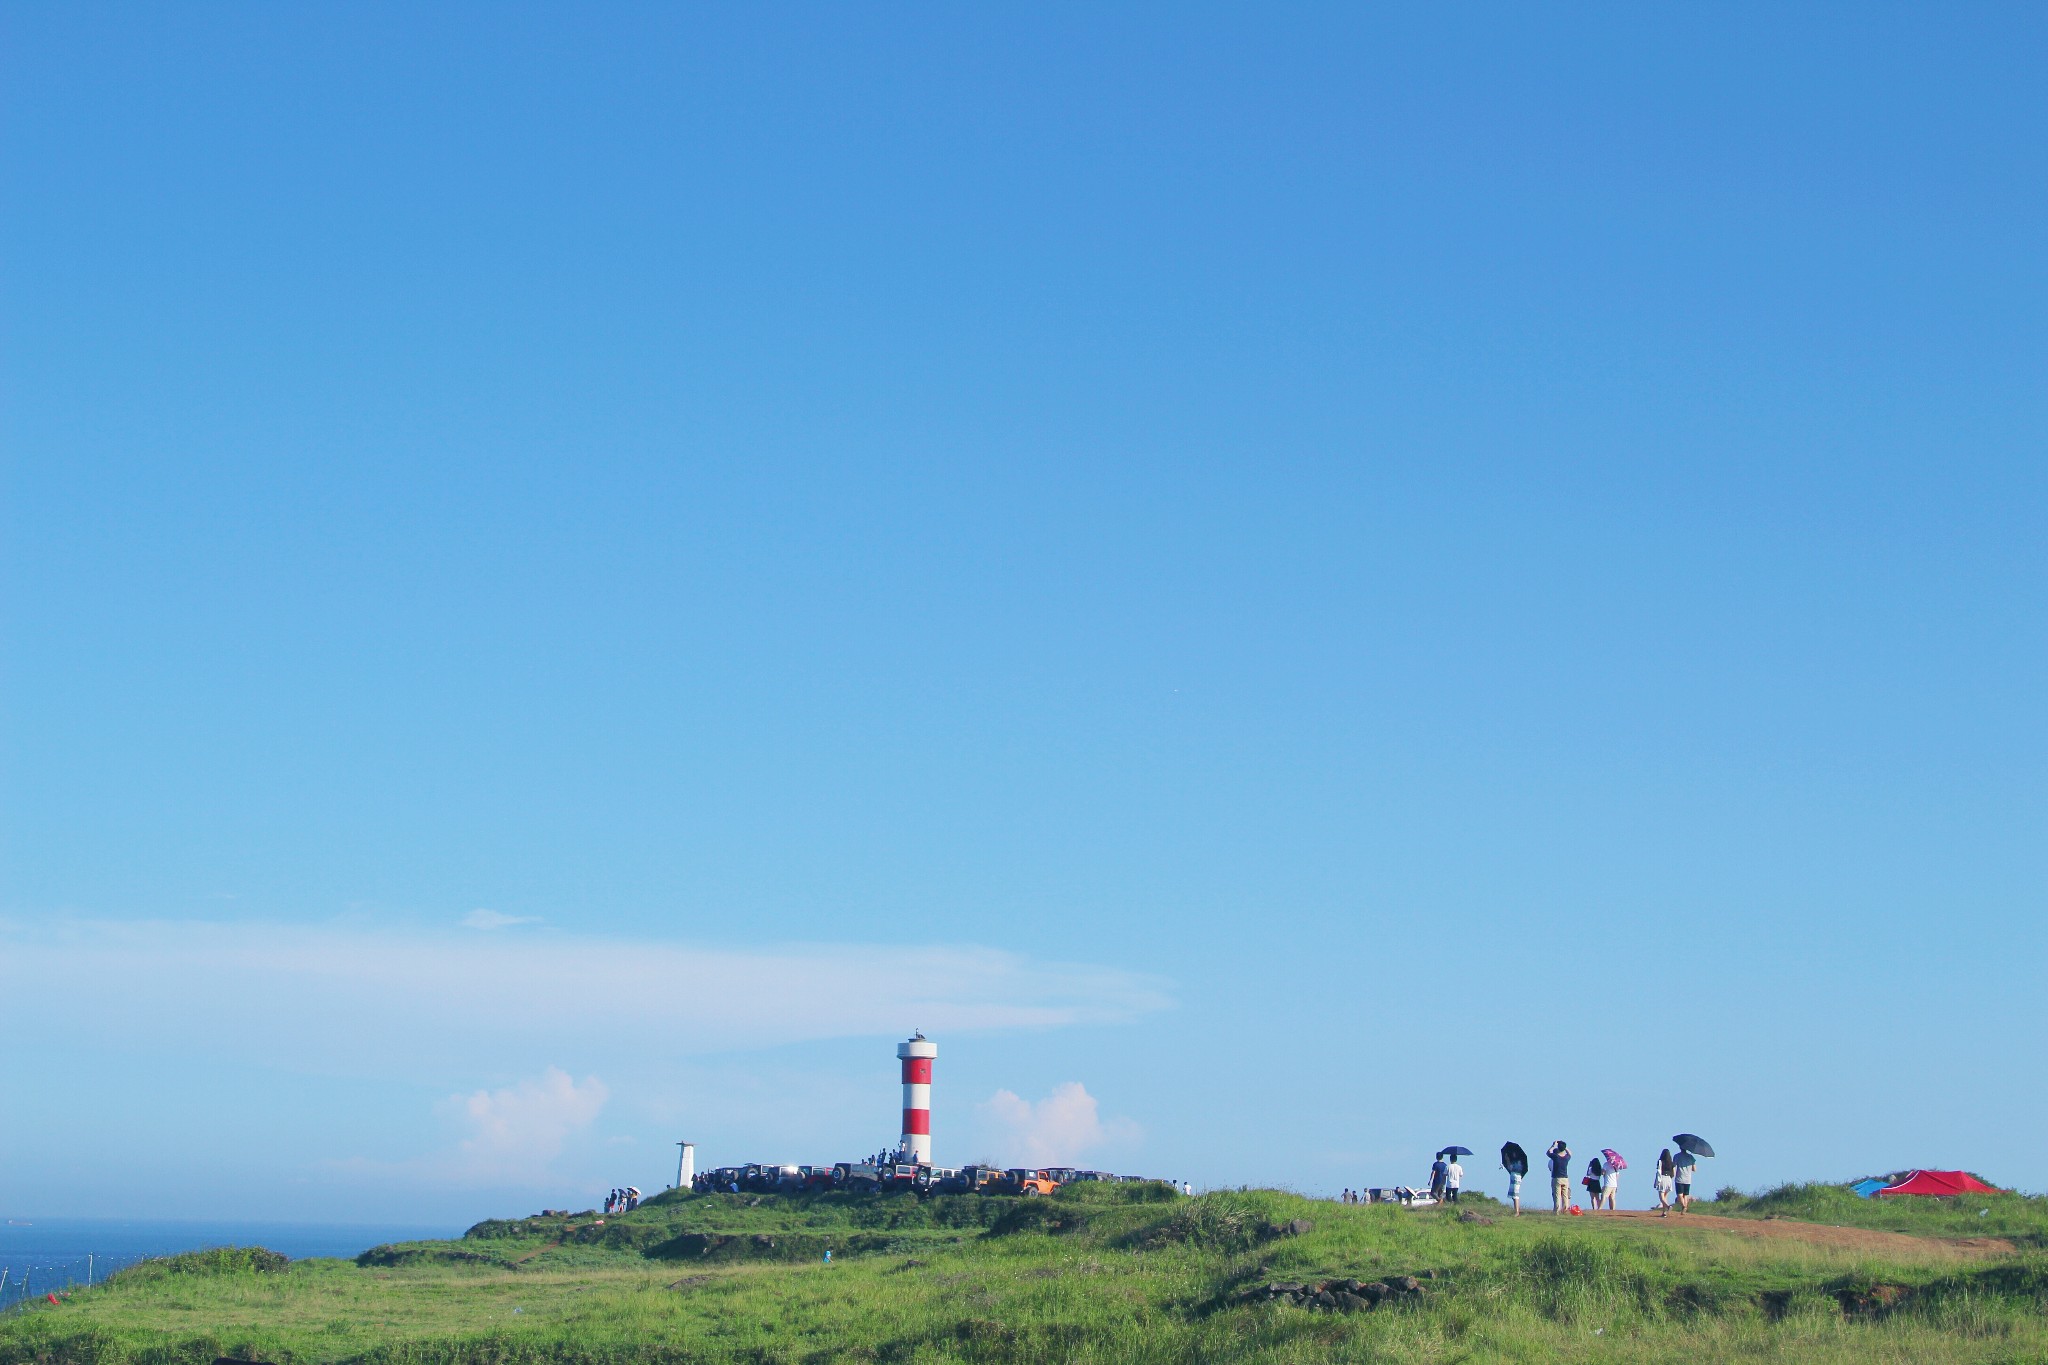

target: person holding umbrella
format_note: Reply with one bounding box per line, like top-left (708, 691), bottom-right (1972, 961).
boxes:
top-left (1600, 1150), bottom-right (1626, 1210)
top-left (1431, 1147), bottom-right (1473, 1204)
top-left (1500, 1142), bottom-right (1529, 1216)
top-left (1671, 1134), bottom-right (1714, 1213)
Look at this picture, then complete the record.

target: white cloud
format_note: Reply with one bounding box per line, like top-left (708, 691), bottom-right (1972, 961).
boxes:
top-left (980, 1082), bottom-right (1140, 1166)
top-left (448, 1068), bottom-right (609, 1182)
top-left (0, 918), bottom-right (1171, 1082)
top-left (325, 1067), bottom-right (611, 1189)
top-left (463, 909), bottom-right (540, 930)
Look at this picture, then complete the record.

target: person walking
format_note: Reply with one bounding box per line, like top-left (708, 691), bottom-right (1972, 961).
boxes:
top-left (1674, 1147), bottom-right (1699, 1213)
top-left (1583, 1158), bottom-right (1604, 1212)
top-left (1653, 1149), bottom-right (1676, 1215)
top-left (1428, 1154), bottom-right (1449, 1203)
top-left (1445, 1155), bottom-right (1464, 1204)
top-left (1505, 1165), bottom-right (1523, 1215)
top-left (1601, 1158), bottom-right (1620, 1211)
top-left (1546, 1141), bottom-right (1572, 1214)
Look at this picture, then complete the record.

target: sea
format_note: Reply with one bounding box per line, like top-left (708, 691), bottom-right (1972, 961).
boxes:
top-left (0, 1217), bottom-right (461, 1311)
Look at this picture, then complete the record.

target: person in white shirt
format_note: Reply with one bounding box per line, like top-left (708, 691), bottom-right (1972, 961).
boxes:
top-left (1674, 1152), bottom-right (1698, 1213)
top-left (1445, 1158), bottom-right (1464, 1203)
top-left (1601, 1160), bottom-right (1620, 1210)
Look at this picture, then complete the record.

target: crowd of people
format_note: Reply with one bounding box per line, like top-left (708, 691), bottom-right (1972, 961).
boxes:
top-left (1340, 1139), bottom-right (1706, 1217)
top-left (1526, 1141), bottom-right (1701, 1217)
top-left (604, 1187), bottom-right (641, 1214)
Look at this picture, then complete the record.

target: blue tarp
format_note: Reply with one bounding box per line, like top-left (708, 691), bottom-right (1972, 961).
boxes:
top-left (1851, 1178), bottom-right (1888, 1199)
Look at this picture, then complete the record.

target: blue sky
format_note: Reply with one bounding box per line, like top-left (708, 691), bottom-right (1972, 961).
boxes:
top-left (2, 3), bottom-right (2042, 1222)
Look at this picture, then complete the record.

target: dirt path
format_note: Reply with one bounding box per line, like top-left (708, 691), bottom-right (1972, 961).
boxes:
top-left (1586, 1209), bottom-right (2013, 1257)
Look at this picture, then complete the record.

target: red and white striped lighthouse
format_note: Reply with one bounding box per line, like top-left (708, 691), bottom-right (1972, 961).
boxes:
top-left (897, 1031), bottom-right (937, 1163)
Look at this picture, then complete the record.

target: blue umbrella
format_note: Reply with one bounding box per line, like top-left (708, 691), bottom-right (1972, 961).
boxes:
top-left (1437, 1146), bottom-right (1473, 1158)
top-left (1673, 1134), bottom-right (1715, 1158)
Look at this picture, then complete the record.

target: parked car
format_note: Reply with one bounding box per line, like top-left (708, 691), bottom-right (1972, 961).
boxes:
top-left (999, 1167), bottom-right (1060, 1196)
top-left (936, 1164), bottom-right (1000, 1194)
top-left (833, 1161), bottom-right (885, 1190)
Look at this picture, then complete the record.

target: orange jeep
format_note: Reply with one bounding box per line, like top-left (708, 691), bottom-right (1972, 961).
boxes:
top-left (1004, 1167), bottom-right (1061, 1196)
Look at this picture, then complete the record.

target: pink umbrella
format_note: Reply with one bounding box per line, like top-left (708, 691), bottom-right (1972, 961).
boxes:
top-left (1601, 1149), bottom-right (1628, 1171)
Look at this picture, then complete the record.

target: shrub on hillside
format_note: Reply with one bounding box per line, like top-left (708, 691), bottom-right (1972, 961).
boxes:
top-left (987, 1201), bottom-right (1092, 1238)
top-left (466, 1216), bottom-right (572, 1240)
top-left (1124, 1194), bottom-right (1307, 1252)
top-left (1523, 1236), bottom-right (1662, 1317)
top-left (567, 1222), bottom-right (674, 1252)
top-left (645, 1231), bottom-right (835, 1262)
top-left (105, 1247), bottom-right (289, 1284)
top-left (357, 1243), bottom-right (507, 1269)
top-left (1054, 1180), bottom-right (1180, 1206)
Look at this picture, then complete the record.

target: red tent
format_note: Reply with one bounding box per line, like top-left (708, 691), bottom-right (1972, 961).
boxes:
top-left (1876, 1170), bottom-right (2001, 1197)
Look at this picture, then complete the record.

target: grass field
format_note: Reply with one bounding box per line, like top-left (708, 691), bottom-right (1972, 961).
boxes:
top-left (3, 1182), bottom-right (2043, 1364)
top-left (1712, 1181), bottom-right (2045, 1245)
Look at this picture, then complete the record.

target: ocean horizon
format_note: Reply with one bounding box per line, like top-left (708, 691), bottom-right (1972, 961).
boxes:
top-left (0, 1216), bottom-right (463, 1309)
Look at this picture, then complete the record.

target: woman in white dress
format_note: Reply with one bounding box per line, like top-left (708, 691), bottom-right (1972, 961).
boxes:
top-left (1653, 1149), bottom-right (1676, 1215)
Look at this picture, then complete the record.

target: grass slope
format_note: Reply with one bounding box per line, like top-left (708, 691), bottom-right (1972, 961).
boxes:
top-left (4, 1184), bottom-right (2045, 1365)
top-left (1712, 1183), bottom-right (2048, 1247)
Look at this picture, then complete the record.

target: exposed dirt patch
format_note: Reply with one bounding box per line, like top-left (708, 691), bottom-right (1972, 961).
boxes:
top-left (1835, 1282), bottom-right (1911, 1316)
top-left (1591, 1210), bottom-right (2013, 1257)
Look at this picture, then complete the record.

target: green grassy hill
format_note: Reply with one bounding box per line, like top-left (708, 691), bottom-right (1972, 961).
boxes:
top-left (1711, 1181), bottom-right (2046, 1245)
top-left (4, 1183), bottom-right (2045, 1364)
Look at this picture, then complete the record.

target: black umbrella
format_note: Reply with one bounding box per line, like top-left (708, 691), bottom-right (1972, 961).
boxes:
top-left (1673, 1134), bottom-right (1715, 1158)
top-left (1501, 1142), bottom-right (1528, 1175)
top-left (1437, 1146), bottom-right (1473, 1158)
